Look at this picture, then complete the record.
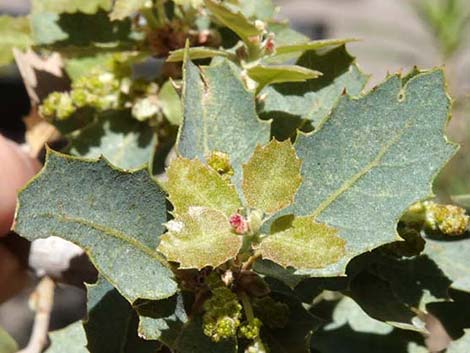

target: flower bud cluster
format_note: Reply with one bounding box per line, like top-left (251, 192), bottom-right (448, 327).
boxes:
top-left (202, 283), bottom-right (243, 342)
top-left (239, 318), bottom-right (262, 340)
top-left (39, 68), bottom-right (161, 123)
top-left (423, 201), bottom-right (469, 236)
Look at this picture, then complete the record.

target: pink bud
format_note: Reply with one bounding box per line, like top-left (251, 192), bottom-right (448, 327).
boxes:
top-left (265, 36), bottom-right (275, 54)
top-left (229, 214), bottom-right (248, 234)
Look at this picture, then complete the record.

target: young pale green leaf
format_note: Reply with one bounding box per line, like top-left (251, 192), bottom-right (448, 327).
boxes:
top-left (14, 150), bottom-right (177, 303)
top-left (273, 38), bottom-right (358, 57)
top-left (136, 293), bottom-right (188, 347)
top-left (166, 157), bottom-right (241, 217)
top-left (242, 139), bottom-right (302, 215)
top-left (110, 0), bottom-right (146, 21)
top-left (259, 216), bottom-right (345, 270)
top-left (31, 0), bottom-right (112, 14)
top-left (261, 45), bottom-right (368, 128)
top-left (158, 207), bottom-right (243, 269)
top-left (45, 322), bottom-right (88, 353)
top-left (167, 47), bottom-right (233, 62)
top-left (68, 110), bottom-right (157, 170)
top-left (204, 0), bottom-right (262, 44)
top-left (159, 80), bottom-right (183, 125)
top-left (263, 22), bottom-right (310, 64)
top-left (0, 327), bottom-right (18, 353)
top-left (0, 16), bottom-right (32, 66)
top-left (289, 69), bottom-right (457, 277)
top-left (84, 277), bottom-right (158, 353)
top-left (247, 65), bottom-right (321, 93)
top-left (177, 59), bottom-right (270, 188)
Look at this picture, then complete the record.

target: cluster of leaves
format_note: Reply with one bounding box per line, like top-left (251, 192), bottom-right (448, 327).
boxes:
top-left (2, 0), bottom-right (470, 352)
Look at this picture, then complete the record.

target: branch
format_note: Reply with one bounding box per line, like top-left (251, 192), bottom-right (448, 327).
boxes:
top-left (17, 277), bottom-right (55, 353)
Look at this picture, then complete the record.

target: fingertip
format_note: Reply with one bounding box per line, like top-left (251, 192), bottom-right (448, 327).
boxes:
top-left (0, 135), bottom-right (41, 236)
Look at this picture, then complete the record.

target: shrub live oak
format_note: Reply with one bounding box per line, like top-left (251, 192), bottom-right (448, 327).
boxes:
top-left (2, 0), bottom-right (470, 352)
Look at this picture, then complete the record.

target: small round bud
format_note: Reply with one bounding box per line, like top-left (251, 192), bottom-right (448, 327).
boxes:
top-left (207, 151), bottom-right (234, 179)
top-left (230, 214), bottom-right (248, 234)
top-left (263, 34), bottom-right (275, 55)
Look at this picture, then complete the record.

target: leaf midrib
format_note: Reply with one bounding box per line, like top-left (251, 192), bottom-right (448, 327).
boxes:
top-left (311, 118), bottom-right (414, 219)
top-left (39, 212), bottom-right (166, 263)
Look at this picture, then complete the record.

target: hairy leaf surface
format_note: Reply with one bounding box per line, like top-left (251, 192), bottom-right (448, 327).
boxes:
top-left (178, 59), bottom-right (270, 188)
top-left (158, 207), bottom-right (243, 269)
top-left (290, 70), bottom-right (457, 277)
top-left (259, 216), bottom-right (345, 269)
top-left (14, 150), bottom-right (177, 303)
top-left (242, 140), bottom-right (302, 214)
top-left (166, 157), bottom-right (241, 216)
